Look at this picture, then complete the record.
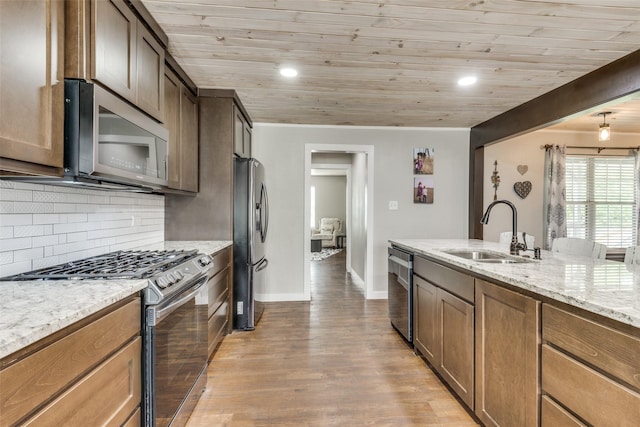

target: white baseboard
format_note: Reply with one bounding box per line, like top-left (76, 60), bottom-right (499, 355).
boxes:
top-left (350, 270), bottom-right (364, 290)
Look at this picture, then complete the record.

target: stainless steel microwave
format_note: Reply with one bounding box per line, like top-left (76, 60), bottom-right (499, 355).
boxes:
top-left (63, 79), bottom-right (169, 191)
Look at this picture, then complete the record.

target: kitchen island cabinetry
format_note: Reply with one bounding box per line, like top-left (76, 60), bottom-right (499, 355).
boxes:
top-left (164, 65), bottom-right (199, 192)
top-left (66, 0), bottom-right (165, 121)
top-left (0, 0), bottom-right (64, 176)
top-left (475, 279), bottom-right (539, 427)
top-left (413, 256), bottom-right (475, 409)
top-left (541, 304), bottom-right (640, 427)
top-left (0, 297), bottom-right (141, 427)
top-left (207, 246), bottom-right (232, 360)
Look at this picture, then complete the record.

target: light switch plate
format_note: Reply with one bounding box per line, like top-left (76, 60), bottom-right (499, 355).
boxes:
top-left (389, 201), bottom-right (398, 210)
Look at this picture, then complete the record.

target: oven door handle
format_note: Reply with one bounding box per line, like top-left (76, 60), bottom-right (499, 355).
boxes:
top-left (150, 278), bottom-right (208, 326)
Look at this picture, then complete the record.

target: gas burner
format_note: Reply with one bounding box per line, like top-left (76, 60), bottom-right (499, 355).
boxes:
top-left (0, 249), bottom-right (200, 281)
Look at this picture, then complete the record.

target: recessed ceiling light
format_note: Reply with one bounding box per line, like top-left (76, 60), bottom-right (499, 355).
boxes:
top-left (458, 76), bottom-right (477, 86)
top-left (280, 67), bottom-right (298, 77)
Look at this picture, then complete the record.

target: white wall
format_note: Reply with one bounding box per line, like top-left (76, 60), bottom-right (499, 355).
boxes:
top-left (310, 175), bottom-right (347, 234)
top-left (0, 181), bottom-right (164, 277)
top-left (350, 152), bottom-right (368, 283)
top-left (483, 129), bottom-right (640, 248)
top-left (253, 124), bottom-right (470, 301)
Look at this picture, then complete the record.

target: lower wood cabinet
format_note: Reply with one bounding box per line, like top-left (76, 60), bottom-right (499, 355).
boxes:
top-left (207, 247), bottom-right (232, 360)
top-left (413, 257), bottom-right (474, 409)
top-left (475, 279), bottom-right (539, 427)
top-left (541, 304), bottom-right (640, 427)
top-left (0, 297), bottom-right (142, 427)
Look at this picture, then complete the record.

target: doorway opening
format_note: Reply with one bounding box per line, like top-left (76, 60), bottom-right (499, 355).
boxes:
top-left (303, 144), bottom-right (374, 301)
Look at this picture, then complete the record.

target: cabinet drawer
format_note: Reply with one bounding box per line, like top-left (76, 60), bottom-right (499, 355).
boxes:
top-left (414, 256), bottom-right (474, 303)
top-left (210, 247), bottom-right (231, 277)
top-left (542, 344), bottom-right (640, 427)
top-left (208, 266), bottom-right (230, 318)
top-left (0, 298), bottom-right (140, 426)
top-left (208, 298), bottom-right (229, 358)
top-left (541, 396), bottom-right (586, 427)
top-left (543, 304), bottom-right (640, 390)
top-left (24, 337), bottom-right (141, 426)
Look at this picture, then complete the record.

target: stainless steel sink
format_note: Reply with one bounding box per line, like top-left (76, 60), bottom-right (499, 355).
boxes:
top-left (442, 250), bottom-right (535, 264)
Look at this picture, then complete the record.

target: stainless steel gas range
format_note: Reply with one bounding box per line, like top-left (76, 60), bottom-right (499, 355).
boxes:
top-left (2, 249), bottom-right (215, 427)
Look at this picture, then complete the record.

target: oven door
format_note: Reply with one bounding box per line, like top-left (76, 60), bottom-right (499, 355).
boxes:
top-left (144, 275), bottom-right (209, 427)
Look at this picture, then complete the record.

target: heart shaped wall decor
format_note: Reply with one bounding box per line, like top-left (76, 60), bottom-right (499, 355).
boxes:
top-left (517, 165), bottom-right (528, 175)
top-left (514, 181), bottom-right (532, 199)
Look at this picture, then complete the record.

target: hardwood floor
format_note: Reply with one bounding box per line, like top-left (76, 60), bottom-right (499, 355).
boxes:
top-left (186, 250), bottom-right (478, 426)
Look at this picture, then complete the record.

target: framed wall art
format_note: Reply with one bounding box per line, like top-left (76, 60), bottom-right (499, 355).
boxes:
top-left (413, 147), bottom-right (434, 174)
top-left (414, 176), bottom-right (434, 204)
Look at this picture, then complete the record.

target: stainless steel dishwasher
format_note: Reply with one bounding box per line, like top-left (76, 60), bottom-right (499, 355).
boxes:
top-left (388, 246), bottom-right (413, 342)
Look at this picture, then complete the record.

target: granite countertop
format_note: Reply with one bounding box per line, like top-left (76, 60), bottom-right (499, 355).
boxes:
top-left (389, 239), bottom-right (640, 328)
top-left (0, 240), bottom-right (232, 360)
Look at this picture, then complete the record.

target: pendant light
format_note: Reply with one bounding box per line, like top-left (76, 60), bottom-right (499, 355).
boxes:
top-left (598, 112), bottom-right (611, 141)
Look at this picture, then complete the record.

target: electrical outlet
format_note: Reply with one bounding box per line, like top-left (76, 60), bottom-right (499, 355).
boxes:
top-left (237, 301), bottom-right (244, 315)
top-left (389, 201), bottom-right (398, 210)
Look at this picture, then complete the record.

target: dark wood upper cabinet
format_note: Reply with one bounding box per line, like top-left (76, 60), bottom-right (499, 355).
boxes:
top-left (164, 66), bottom-right (198, 192)
top-left (91, 0), bottom-right (137, 101)
top-left (67, 0), bottom-right (165, 122)
top-left (0, 0), bottom-right (65, 176)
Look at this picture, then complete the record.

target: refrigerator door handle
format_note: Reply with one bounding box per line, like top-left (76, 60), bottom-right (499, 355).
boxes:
top-left (259, 183), bottom-right (269, 243)
top-left (255, 258), bottom-right (269, 272)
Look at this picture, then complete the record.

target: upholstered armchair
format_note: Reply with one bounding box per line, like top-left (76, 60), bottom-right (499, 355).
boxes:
top-left (311, 218), bottom-right (342, 248)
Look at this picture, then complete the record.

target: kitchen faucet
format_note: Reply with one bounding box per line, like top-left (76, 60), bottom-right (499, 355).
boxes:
top-left (480, 199), bottom-right (526, 256)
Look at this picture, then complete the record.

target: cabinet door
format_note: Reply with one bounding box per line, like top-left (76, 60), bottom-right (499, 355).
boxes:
top-left (0, 0), bottom-right (64, 173)
top-left (92, 0), bottom-right (137, 101)
top-left (233, 105), bottom-right (252, 158)
top-left (243, 120), bottom-right (252, 158)
top-left (437, 288), bottom-right (474, 409)
top-left (475, 279), bottom-right (540, 427)
top-left (136, 21), bottom-right (164, 121)
top-left (164, 68), bottom-right (181, 189)
top-left (24, 338), bottom-right (141, 426)
top-left (180, 87), bottom-right (199, 192)
top-left (413, 275), bottom-right (438, 365)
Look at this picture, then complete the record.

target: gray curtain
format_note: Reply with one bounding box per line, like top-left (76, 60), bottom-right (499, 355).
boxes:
top-left (543, 145), bottom-right (566, 250)
top-left (635, 150), bottom-right (640, 245)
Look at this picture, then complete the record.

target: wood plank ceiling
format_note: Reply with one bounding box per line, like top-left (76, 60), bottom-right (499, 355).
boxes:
top-left (141, 0), bottom-right (640, 128)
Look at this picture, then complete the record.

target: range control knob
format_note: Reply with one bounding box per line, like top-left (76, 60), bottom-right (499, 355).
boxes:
top-left (156, 276), bottom-right (170, 289)
top-left (174, 271), bottom-right (184, 282)
top-left (198, 256), bottom-right (212, 267)
top-left (167, 272), bottom-right (178, 284)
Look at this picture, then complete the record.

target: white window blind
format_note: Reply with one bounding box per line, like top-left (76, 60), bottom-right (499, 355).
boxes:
top-left (565, 155), bottom-right (637, 248)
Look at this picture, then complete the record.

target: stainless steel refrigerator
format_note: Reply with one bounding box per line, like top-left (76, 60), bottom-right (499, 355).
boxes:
top-left (233, 158), bottom-right (269, 330)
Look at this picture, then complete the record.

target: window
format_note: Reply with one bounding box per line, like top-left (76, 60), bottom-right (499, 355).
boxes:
top-left (565, 155), bottom-right (637, 248)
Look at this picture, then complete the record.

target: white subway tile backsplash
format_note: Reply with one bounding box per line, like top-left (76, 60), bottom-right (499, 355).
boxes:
top-left (14, 247), bottom-right (44, 262)
top-left (0, 260), bottom-right (32, 277)
top-left (0, 182), bottom-right (164, 275)
top-left (1, 237), bottom-right (32, 251)
top-left (13, 225), bottom-right (45, 238)
top-left (53, 203), bottom-right (78, 213)
top-left (0, 251), bottom-right (14, 265)
top-left (0, 188), bottom-right (33, 202)
top-left (0, 201), bottom-right (14, 214)
top-left (32, 235), bottom-right (60, 247)
top-left (13, 202), bottom-right (54, 214)
top-left (0, 214), bottom-right (33, 226)
top-left (0, 227), bottom-right (14, 239)
top-left (33, 214), bottom-right (61, 224)
top-left (67, 231), bottom-right (88, 243)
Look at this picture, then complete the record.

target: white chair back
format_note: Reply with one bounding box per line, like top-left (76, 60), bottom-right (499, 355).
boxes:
top-left (624, 246), bottom-right (640, 264)
top-left (551, 237), bottom-right (607, 259)
top-left (499, 232), bottom-right (535, 248)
